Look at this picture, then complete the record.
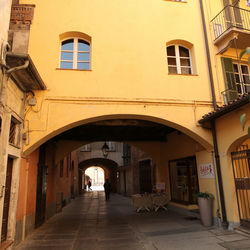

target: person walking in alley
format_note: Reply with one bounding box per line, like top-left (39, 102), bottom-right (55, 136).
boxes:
top-left (104, 179), bottom-right (111, 201)
top-left (88, 179), bottom-right (92, 191)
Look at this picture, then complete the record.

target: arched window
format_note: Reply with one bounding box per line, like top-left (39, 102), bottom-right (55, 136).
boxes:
top-left (60, 38), bottom-right (90, 70)
top-left (167, 45), bottom-right (192, 74)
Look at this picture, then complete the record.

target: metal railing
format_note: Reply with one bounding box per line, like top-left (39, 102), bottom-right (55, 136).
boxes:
top-left (221, 88), bottom-right (239, 104)
top-left (211, 5), bottom-right (250, 40)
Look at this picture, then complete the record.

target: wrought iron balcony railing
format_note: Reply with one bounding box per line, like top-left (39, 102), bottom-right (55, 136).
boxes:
top-left (211, 5), bottom-right (250, 40)
top-left (221, 89), bottom-right (238, 105)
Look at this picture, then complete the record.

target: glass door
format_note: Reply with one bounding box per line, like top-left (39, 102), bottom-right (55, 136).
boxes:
top-left (169, 157), bottom-right (199, 205)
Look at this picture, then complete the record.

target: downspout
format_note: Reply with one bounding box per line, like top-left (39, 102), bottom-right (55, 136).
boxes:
top-left (199, 0), bottom-right (228, 228)
top-left (0, 41), bottom-right (29, 105)
top-left (0, 59), bottom-right (29, 106)
top-left (6, 60), bottom-right (29, 74)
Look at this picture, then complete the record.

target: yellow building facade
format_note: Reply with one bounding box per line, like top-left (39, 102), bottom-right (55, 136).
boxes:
top-left (1, 0), bottom-right (248, 244)
top-left (0, 0), bottom-right (45, 246)
top-left (201, 0), bottom-right (250, 230)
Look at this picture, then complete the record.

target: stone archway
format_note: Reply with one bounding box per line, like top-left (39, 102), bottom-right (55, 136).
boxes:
top-left (23, 113), bottom-right (213, 157)
top-left (79, 158), bottom-right (118, 192)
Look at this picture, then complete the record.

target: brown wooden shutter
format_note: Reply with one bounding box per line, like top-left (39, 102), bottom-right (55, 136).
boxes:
top-left (232, 0), bottom-right (243, 27)
top-left (221, 57), bottom-right (238, 102)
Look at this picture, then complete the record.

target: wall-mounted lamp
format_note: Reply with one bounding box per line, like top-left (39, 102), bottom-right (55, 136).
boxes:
top-left (102, 142), bottom-right (109, 158)
top-left (26, 90), bottom-right (37, 106)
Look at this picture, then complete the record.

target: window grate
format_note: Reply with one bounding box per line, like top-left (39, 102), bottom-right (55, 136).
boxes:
top-left (9, 120), bottom-right (16, 144)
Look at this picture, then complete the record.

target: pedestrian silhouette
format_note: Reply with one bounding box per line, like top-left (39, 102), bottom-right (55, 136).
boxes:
top-left (104, 179), bottom-right (111, 201)
top-left (88, 179), bottom-right (92, 191)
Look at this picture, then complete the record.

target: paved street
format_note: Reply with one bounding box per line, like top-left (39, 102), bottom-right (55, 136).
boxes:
top-left (14, 192), bottom-right (250, 250)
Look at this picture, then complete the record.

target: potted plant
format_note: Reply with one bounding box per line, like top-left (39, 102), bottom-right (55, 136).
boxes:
top-left (196, 192), bottom-right (214, 227)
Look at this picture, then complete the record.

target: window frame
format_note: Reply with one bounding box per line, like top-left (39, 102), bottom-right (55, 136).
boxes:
top-left (80, 144), bottom-right (91, 152)
top-left (167, 45), bottom-right (193, 75)
top-left (9, 116), bottom-right (21, 148)
top-left (233, 62), bottom-right (250, 95)
top-left (106, 141), bottom-right (116, 152)
top-left (60, 37), bottom-right (91, 70)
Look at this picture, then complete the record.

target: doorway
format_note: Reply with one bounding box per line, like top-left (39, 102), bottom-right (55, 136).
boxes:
top-left (169, 157), bottom-right (199, 205)
top-left (85, 167), bottom-right (105, 191)
top-left (1, 157), bottom-right (13, 242)
top-left (231, 145), bottom-right (250, 228)
top-left (35, 145), bottom-right (48, 228)
top-left (139, 160), bottom-right (152, 194)
top-left (223, 0), bottom-right (243, 29)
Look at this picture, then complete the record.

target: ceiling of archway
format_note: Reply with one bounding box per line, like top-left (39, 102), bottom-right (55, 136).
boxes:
top-left (53, 119), bottom-right (176, 142)
top-left (79, 158), bottom-right (118, 171)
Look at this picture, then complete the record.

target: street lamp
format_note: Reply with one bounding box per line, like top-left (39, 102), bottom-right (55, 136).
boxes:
top-left (102, 142), bottom-right (109, 158)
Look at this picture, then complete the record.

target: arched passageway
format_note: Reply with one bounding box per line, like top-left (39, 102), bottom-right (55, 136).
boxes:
top-left (79, 158), bottom-right (119, 193)
top-left (17, 117), bottom-right (213, 245)
top-left (85, 166), bottom-right (105, 191)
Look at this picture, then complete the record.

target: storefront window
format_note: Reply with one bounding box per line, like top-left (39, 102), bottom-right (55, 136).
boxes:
top-left (169, 157), bottom-right (199, 205)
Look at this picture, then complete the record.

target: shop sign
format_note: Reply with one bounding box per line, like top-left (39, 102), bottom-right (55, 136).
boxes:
top-left (199, 163), bottom-right (215, 179)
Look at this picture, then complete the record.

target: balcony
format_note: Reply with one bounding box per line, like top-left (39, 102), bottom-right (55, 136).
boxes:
top-left (211, 5), bottom-right (250, 53)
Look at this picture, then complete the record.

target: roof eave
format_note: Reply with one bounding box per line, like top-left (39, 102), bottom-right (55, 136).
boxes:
top-left (6, 52), bottom-right (46, 91)
top-left (199, 94), bottom-right (250, 126)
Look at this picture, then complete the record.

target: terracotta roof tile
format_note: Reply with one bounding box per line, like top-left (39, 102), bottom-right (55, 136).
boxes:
top-left (199, 93), bottom-right (250, 124)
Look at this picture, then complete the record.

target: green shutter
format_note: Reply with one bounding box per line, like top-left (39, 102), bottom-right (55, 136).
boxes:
top-left (221, 57), bottom-right (238, 102)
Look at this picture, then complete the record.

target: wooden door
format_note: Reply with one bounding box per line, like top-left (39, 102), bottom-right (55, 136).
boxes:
top-left (139, 160), bottom-right (152, 194)
top-left (35, 145), bottom-right (48, 228)
top-left (1, 158), bottom-right (13, 242)
top-left (223, 0), bottom-right (242, 28)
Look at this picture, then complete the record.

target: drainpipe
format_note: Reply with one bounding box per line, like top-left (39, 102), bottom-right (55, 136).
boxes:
top-left (211, 151), bottom-right (222, 228)
top-left (6, 60), bottom-right (29, 74)
top-left (0, 59), bottom-right (29, 106)
top-left (0, 40), bottom-right (30, 105)
top-left (199, 0), bottom-right (228, 228)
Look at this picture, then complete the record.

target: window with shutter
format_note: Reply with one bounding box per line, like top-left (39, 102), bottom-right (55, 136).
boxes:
top-left (233, 63), bottom-right (250, 94)
top-left (80, 144), bottom-right (91, 152)
top-left (107, 141), bottom-right (116, 151)
top-left (123, 144), bottom-right (131, 166)
top-left (221, 57), bottom-right (238, 102)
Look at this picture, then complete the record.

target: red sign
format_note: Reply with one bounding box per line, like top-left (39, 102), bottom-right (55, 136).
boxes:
top-left (199, 163), bottom-right (215, 179)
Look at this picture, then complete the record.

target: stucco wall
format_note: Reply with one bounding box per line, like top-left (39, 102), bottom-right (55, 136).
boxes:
top-left (18, 0), bottom-right (215, 155)
top-left (78, 142), bottom-right (123, 167)
top-left (0, 0), bottom-right (11, 43)
top-left (214, 103), bottom-right (250, 227)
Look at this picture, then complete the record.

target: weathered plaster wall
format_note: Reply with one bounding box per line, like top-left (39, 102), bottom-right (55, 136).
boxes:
top-left (0, 0), bottom-right (11, 43)
top-left (15, 149), bottom-right (39, 244)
